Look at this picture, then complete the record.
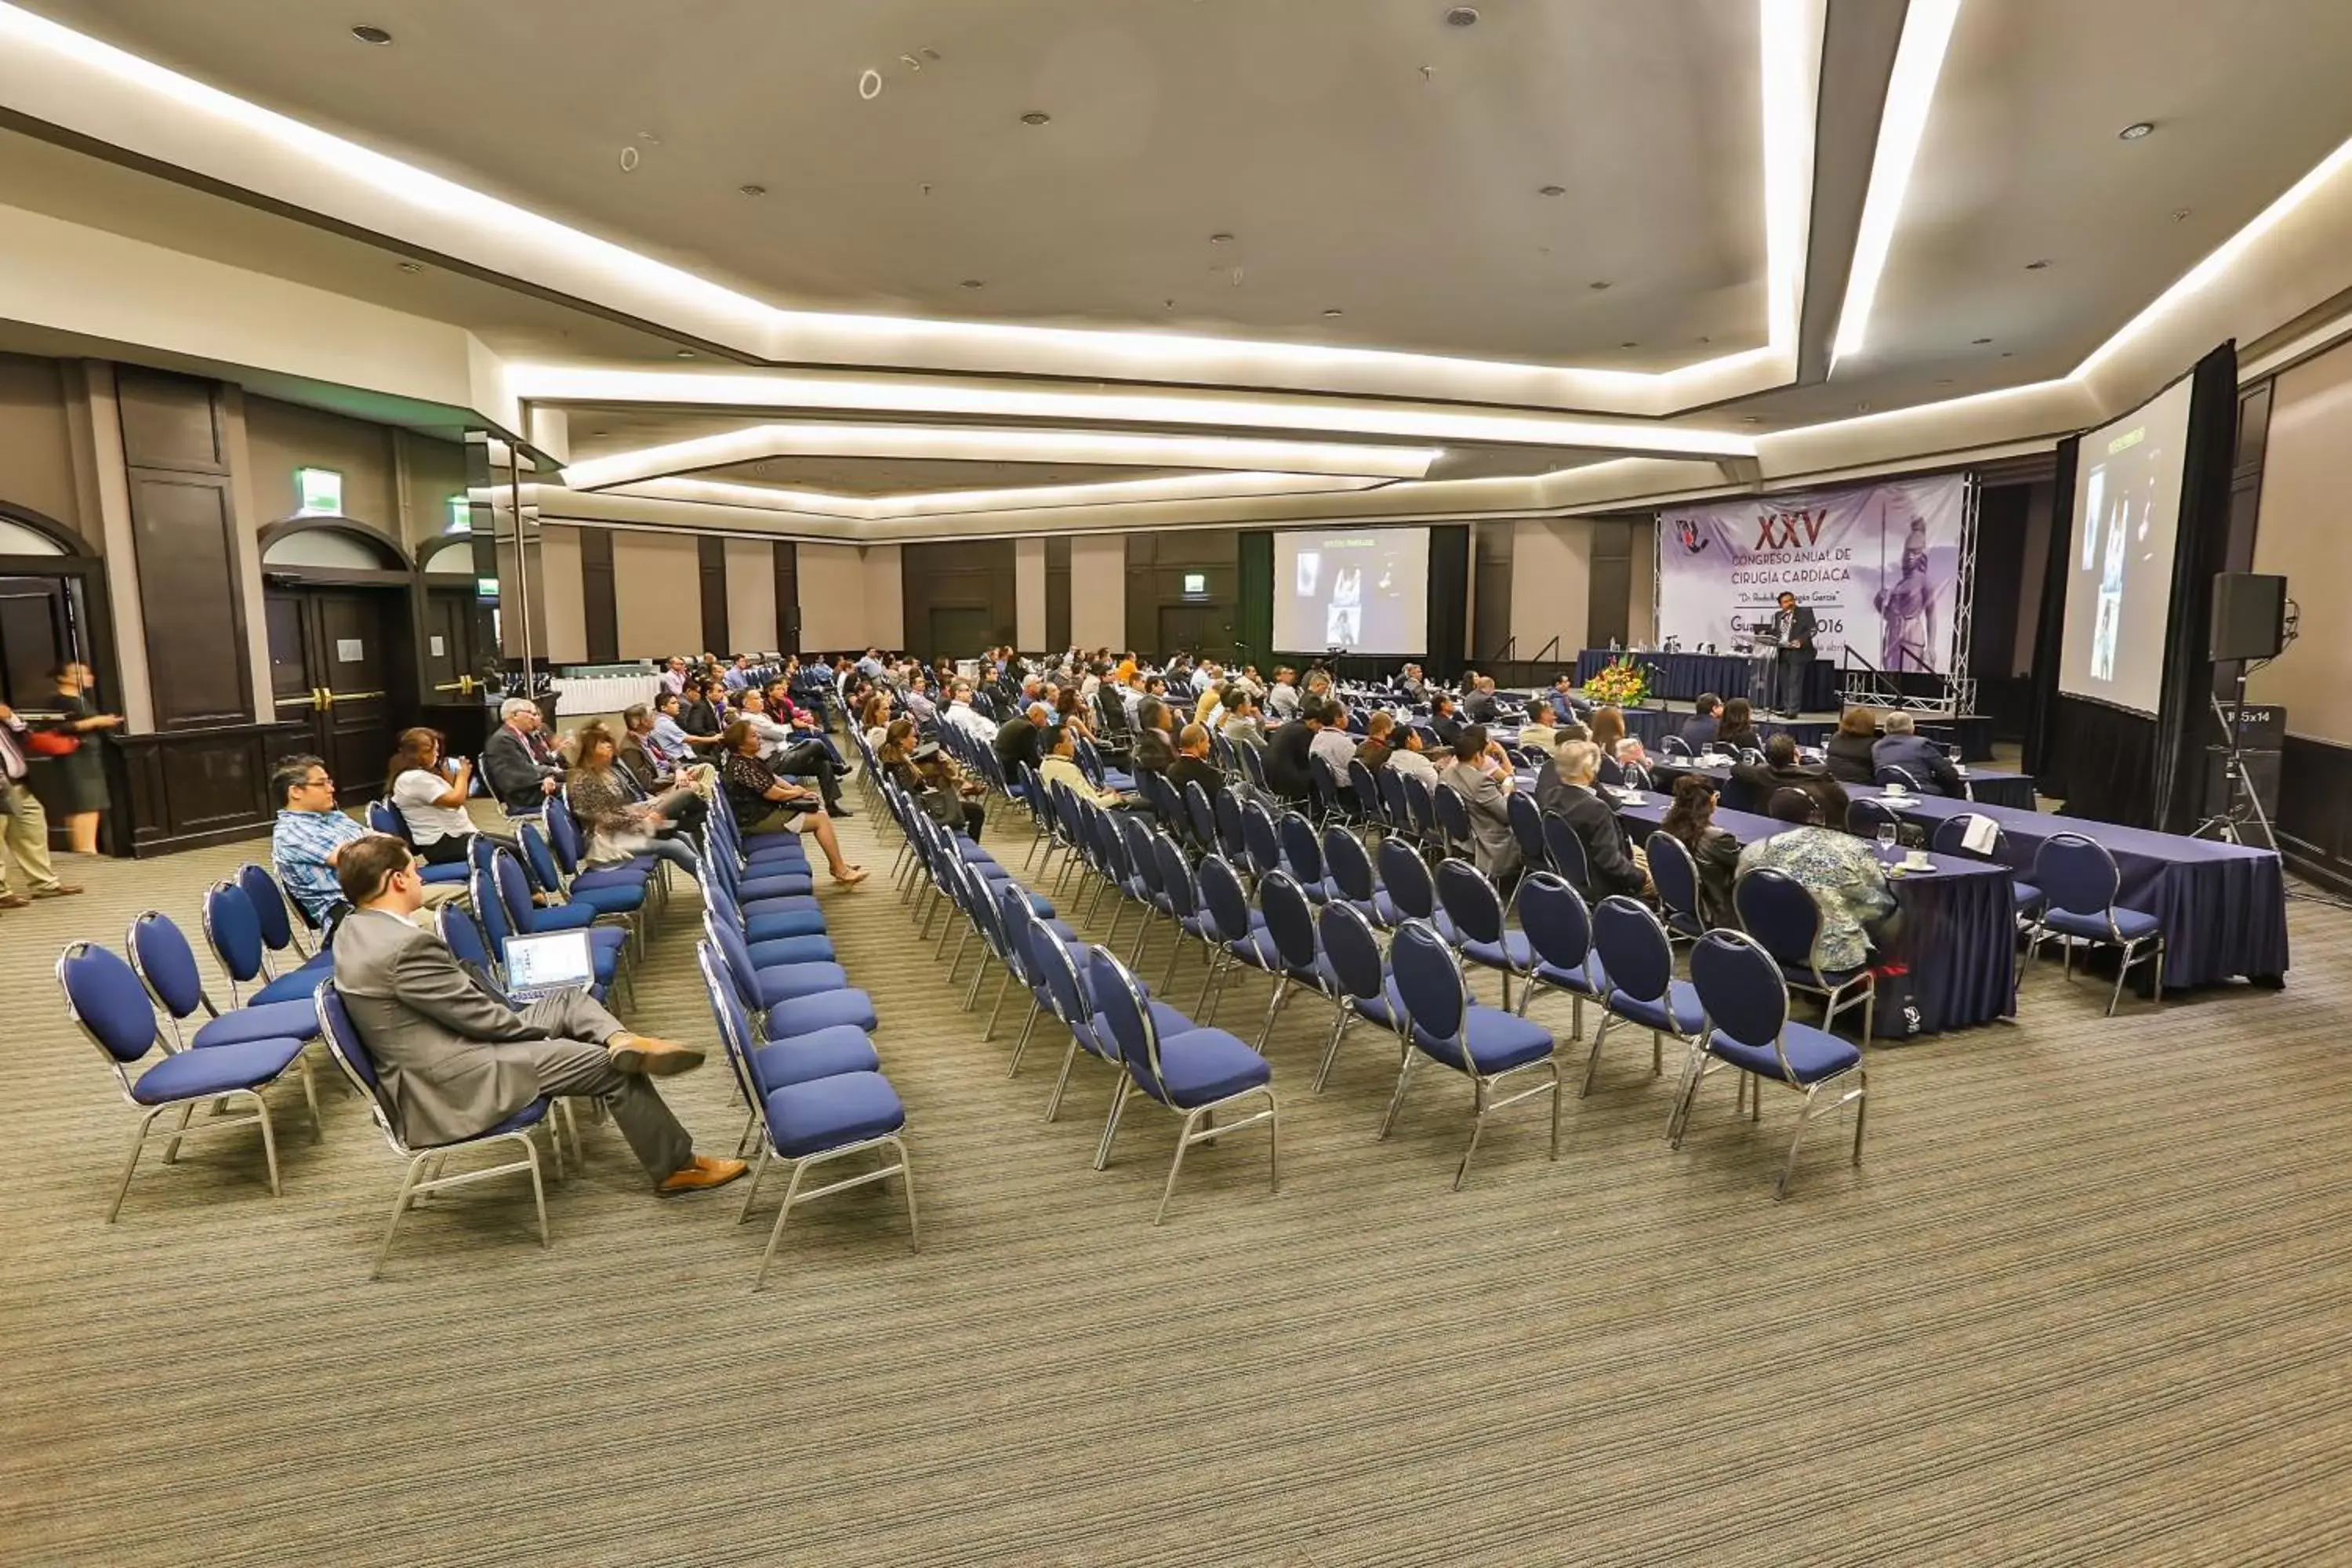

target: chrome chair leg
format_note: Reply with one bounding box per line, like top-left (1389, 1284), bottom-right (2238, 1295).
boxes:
top-left (1093, 1078), bottom-right (1134, 1170)
top-left (371, 1154), bottom-right (425, 1279)
top-left (1454, 1080), bottom-right (1488, 1191)
top-left (1154, 1108), bottom-right (1203, 1225)
top-left (982, 970), bottom-right (1013, 1038)
top-left (1312, 1011), bottom-right (1352, 1094)
top-left (752, 1158), bottom-right (812, 1291)
top-left (160, 1102), bottom-right (197, 1165)
top-left (735, 1145), bottom-right (771, 1223)
top-left (1581, 1014), bottom-right (1617, 1097)
top-left (1006, 1000), bottom-right (1043, 1077)
top-left (1377, 1050), bottom-right (1419, 1140)
top-left (107, 1108), bottom-right (164, 1223)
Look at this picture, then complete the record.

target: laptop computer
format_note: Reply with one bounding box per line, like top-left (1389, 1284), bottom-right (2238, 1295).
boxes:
top-left (501, 928), bottom-right (594, 1002)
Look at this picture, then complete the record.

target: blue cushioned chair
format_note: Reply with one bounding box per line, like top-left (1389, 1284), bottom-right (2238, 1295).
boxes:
top-left (1240, 799), bottom-right (1286, 882)
top-left (202, 879), bottom-right (333, 1006)
top-left (1433, 856), bottom-right (1534, 1011)
top-left (702, 912), bottom-right (878, 1036)
top-left (126, 909), bottom-right (324, 1049)
top-left (1276, 811), bottom-right (1338, 902)
top-left (236, 862), bottom-right (316, 960)
top-left (2031, 832), bottom-right (2165, 1016)
top-left (1088, 946), bottom-right (1279, 1225)
top-left (1430, 784), bottom-right (1476, 865)
top-left (1189, 853), bottom-right (1278, 1026)
top-left (1513, 872), bottom-right (1605, 1040)
top-left (59, 941), bottom-right (316, 1221)
top-left (1314, 898), bottom-right (1410, 1093)
top-left (1586, 895), bottom-right (1701, 1097)
top-left (735, 1052), bottom-right (916, 1290)
top-left (1321, 824), bottom-right (1401, 930)
top-left (1733, 866), bottom-right (1877, 1039)
top-left (1505, 791), bottom-right (1551, 884)
top-left (1253, 869), bottom-right (1348, 1055)
top-left (1539, 811), bottom-right (1593, 895)
top-left (1674, 929), bottom-right (1867, 1200)
top-left (1379, 921), bottom-right (1560, 1189)
top-left (1642, 831), bottom-right (1706, 944)
top-left (1374, 837), bottom-right (1438, 923)
top-left (1022, 912), bottom-right (1131, 1138)
top-left (317, 980), bottom-right (554, 1278)
top-left (1931, 814), bottom-right (2045, 922)
top-left (1846, 795), bottom-right (1903, 842)
top-left (699, 942), bottom-right (879, 1154)
top-left (365, 799), bottom-right (470, 885)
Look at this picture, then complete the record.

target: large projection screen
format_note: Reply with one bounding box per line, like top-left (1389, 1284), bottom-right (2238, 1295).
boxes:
top-left (1272, 527), bottom-right (1432, 655)
top-left (2058, 375), bottom-right (2196, 716)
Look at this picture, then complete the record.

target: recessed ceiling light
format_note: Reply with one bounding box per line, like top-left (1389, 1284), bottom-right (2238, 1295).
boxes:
top-left (1620, 341), bottom-right (1639, 349)
top-left (351, 24), bottom-right (393, 45)
top-left (1588, 280), bottom-right (1610, 291)
top-left (2172, 208), bottom-right (2191, 222)
top-left (738, 183), bottom-right (767, 198)
top-left (960, 278), bottom-right (985, 289)
top-left (1855, 401), bottom-right (1871, 413)
top-left (395, 260), bottom-right (422, 273)
top-left (1209, 232), bottom-right (1235, 244)
top-left (591, 431), bottom-right (608, 438)
top-left (1019, 111), bottom-right (1051, 126)
top-left (1972, 336), bottom-right (1993, 345)
top-left (1538, 184), bottom-right (1565, 198)
top-left (2119, 122), bottom-right (2154, 140)
top-left (675, 349), bottom-right (696, 359)
top-left (1445, 5), bottom-right (1480, 25)
top-left (2024, 258), bottom-right (2051, 270)
top-left (1321, 308), bottom-right (1345, 318)
top-left (1740, 416), bottom-right (1764, 423)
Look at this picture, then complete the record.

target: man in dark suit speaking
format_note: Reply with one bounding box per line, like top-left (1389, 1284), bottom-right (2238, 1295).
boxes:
top-left (1769, 591), bottom-right (1818, 717)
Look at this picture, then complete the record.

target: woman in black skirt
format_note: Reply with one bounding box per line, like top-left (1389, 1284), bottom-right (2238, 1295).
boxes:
top-left (27, 662), bottom-right (122, 855)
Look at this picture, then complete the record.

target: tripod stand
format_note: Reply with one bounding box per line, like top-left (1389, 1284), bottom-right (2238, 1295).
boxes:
top-left (2191, 667), bottom-right (2274, 847)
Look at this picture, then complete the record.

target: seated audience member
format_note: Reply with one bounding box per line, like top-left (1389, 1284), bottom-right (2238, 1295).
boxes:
top-left (1549, 673), bottom-right (1594, 718)
top-left (1824, 706), bottom-right (1882, 785)
top-left (1462, 675), bottom-right (1501, 725)
top-left (481, 697), bottom-right (564, 815)
top-left (271, 754), bottom-right (379, 927)
top-left (1712, 696), bottom-right (1761, 757)
top-left (1165, 723), bottom-right (1225, 804)
top-left (659, 656), bottom-right (688, 696)
top-left (1515, 700), bottom-right (1561, 755)
top-left (620, 704), bottom-right (712, 835)
top-left (1383, 718), bottom-right (1443, 786)
top-left (1732, 733), bottom-right (1851, 830)
top-left (1438, 724), bottom-right (1521, 879)
top-left (716, 721), bottom-right (866, 885)
top-left (884, 726), bottom-right (987, 840)
top-left (1737, 789), bottom-right (1898, 972)
top-left (1396, 662), bottom-right (1429, 702)
top-left (1678, 693), bottom-right (1724, 752)
top-left (1219, 691), bottom-right (1267, 750)
top-left (944, 681), bottom-right (999, 746)
top-left (995, 701), bottom-right (1050, 779)
top-left (387, 728), bottom-right (495, 865)
top-left (1354, 710), bottom-right (1402, 772)
top-left (678, 680), bottom-right (725, 744)
top-left (720, 654), bottom-right (756, 691)
top-left (1872, 710), bottom-right (1965, 795)
top-left (328, 832), bottom-right (743, 1193)
top-left (1588, 706), bottom-right (1635, 786)
top-left (568, 721), bottom-right (702, 876)
top-left (738, 689), bottom-right (850, 817)
top-left (649, 692), bottom-right (707, 768)
top-left (1131, 699), bottom-right (1178, 775)
top-left (1037, 722), bottom-right (1133, 809)
top-left (1265, 667), bottom-right (1302, 722)
top-left (1542, 739), bottom-right (1649, 898)
top-left (1657, 773), bottom-right (1743, 927)
top-left (1427, 692), bottom-right (1465, 746)
top-left (1264, 699), bottom-right (1327, 804)
top-left (1309, 700), bottom-right (1359, 777)
top-left (1054, 685), bottom-right (1097, 743)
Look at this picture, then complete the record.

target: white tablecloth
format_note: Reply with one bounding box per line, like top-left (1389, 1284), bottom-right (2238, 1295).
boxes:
top-left (551, 673), bottom-right (662, 715)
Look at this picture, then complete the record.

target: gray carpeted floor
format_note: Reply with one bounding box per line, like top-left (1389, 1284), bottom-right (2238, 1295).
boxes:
top-left (4, 790), bottom-right (2350, 1566)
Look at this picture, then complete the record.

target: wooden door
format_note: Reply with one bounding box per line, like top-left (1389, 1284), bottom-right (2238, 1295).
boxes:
top-left (265, 586), bottom-right (405, 804)
top-left (1156, 603), bottom-right (1230, 662)
top-left (0, 575), bottom-right (74, 710)
top-left (423, 587), bottom-right (477, 699)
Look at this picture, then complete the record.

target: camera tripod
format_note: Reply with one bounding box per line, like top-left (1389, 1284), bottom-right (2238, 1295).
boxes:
top-left (2191, 675), bottom-right (2274, 848)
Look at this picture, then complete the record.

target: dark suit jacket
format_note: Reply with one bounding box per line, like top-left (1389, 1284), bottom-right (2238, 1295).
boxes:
top-left (1731, 760), bottom-right (1850, 829)
top-left (1165, 753), bottom-right (1224, 803)
top-left (1677, 714), bottom-right (1720, 750)
top-left (993, 715), bottom-right (1044, 776)
top-left (1772, 604), bottom-right (1819, 652)
top-left (1428, 710), bottom-right (1465, 746)
top-left (481, 725), bottom-right (553, 815)
top-left (1872, 734), bottom-right (1964, 795)
top-left (1131, 728), bottom-right (1177, 775)
top-left (1553, 782), bottom-right (1646, 897)
top-left (1265, 720), bottom-right (1317, 801)
top-left (1823, 730), bottom-right (1879, 785)
top-left (1463, 691), bottom-right (1499, 724)
top-left (617, 734), bottom-right (662, 793)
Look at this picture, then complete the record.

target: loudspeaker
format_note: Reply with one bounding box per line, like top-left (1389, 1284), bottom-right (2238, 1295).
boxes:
top-left (2209, 572), bottom-right (2287, 662)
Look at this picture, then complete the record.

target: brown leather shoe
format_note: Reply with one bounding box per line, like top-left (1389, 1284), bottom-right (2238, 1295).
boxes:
top-left (607, 1033), bottom-right (706, 1076)
top-left (31, 884), bottom-right (83, 898)
top-left (0, 893), bottom-right (27, 909)
top-left (658, 1155), bottom-right (749, 1193)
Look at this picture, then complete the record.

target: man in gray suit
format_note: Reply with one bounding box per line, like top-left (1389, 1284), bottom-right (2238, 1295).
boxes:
top-left (329, 833), bottom-right (745, 1193)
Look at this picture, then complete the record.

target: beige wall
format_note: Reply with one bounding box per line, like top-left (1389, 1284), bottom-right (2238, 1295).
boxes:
top-left (536, 524), bottom-right (586, 664)
top-left (1627, 518), bottom-right (1658, 645)
top-left (612, 530), bottom-right (702, 659)
top-left (1508, 518), bottom-right (1595, 662)
top-left (797, 542), bottom-right (867, 650)
top-left (724, 537), bottom-right (778, 652)
top-left (862, 544), bottom-right (904, 649)
top-left (1014, 535), bottom-right (1047, 650)
top-left (0, 351), bottom-right (82, 536)
top-left (1069, 535), bottom-right (1127, 649)
top-left (2249, 340), bottom-right (2352, 743)
top-left (400, 433), bottom-right (469, 551)
top-left (242, 394), bottom-right (400, 543)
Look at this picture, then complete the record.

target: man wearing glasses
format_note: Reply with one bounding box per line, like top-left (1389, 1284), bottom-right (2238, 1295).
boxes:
top-left (271, 755), bottom-right (462, 927)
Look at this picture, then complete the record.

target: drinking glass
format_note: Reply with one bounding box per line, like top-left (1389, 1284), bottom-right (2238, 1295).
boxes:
top-left (1876, 823), bottom-right (1899, 857)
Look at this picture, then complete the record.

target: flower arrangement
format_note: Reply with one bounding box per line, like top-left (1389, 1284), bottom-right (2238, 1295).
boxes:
top-left (1583, 654), bottom-right (1653, 709)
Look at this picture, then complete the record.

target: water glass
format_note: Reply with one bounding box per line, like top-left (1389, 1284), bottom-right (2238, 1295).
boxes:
top-left (1876, 823), bottom-right (1899, 857)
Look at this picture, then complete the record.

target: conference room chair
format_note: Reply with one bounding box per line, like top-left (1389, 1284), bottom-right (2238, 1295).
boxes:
top-left (1504, 791), bottom-right (1551, 880)
top-left (1642, 832), bottom-right (1708, 945)
top-left (2029, 833), bottom-right (2167, 1016)
top-left (1320, 823), bottom-right (1400, 929)
top-left (1930, 813), bottom-right (2046, 924)
top-left (1237, 797), bottom-right (1287, 884)
top-left (127, 909), bottom-right (325, 1051)
top-left (1020, 908), bottom-right (1130, 1138)
top-left (1087, 946), bottom-right (1279, 1226)
top-left (1512, 872), bottom-right (1606, 1040)
top-left (1764, 788), bottom-right (1824, 826)
top-left (1538, 810), bottom-right (1594, 897)
top-left (1658, 734), bottom-right (1694, 759)
top-left (545, 797), bottom-right (670, 905)
top-left (363, 800), bottom-right (470, 889)
top-left (1192, 852), bottom-right (1280, 1025)
top-left (315, 980), bottom-right (554, 1279)
top-left (1733, 867), bottom-right (1879, 1040)
top-left (1348, 759), bottom-right (1389, 837)
top-left (1374, 836), bottom-right (1439, 924)
top-left (698, 942), bottom-right (880, 1156)
top-left (1182, 779), bottom-right (1219, 858)
top-left (1253, 868), bottom-right (1349, 1056)
top-left (59, 939), bottom-right (317, 1221)
top-left (1430, 784), bottom-right (1477, 866)
top-left (1376, 767), bottom-right (1415, 847)
top-left (1846, 796), bottom-right (1904, 844)
top-left (1111, 815), bottom-right (1181, 966)
top-left (1313, 898), bottom-right (1411, 1093)
top-left (1675, 929), bottom-right (1868, 1200)
top-left (1235, 740), bottom-right (1269, 792)
top-left (1379, 920), bottom-right (1561, 1190)
top-left (518, 822), bottom-right (648, 958)
top-left (1400, 771), bottom-right (1445, 851)
top-left (1586, 895), bottom-right (1704, 1097)
top-left (1210, 787), bottom-right (1250, 868)
top-left (1874, 764), bottom-right (1926, 794)
top-left (1276, 811), bottom-right (1340, 903)
top-left (234, 862), bottom-right (316, 962)
top-left (201, 879), bottom-right (336, 1006)
top-left (482, 851), bottom-right (632, 1000)
top-left (1433, 856), bottom-right (1535, 1011)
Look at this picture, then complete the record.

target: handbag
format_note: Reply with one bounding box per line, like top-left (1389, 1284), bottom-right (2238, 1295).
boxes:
top-left (1869, 962), bottom-right (1926, 1040)
top-left (24, 728), bottom-right (78, 757)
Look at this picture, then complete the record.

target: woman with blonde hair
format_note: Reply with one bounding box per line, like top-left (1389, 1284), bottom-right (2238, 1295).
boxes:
top-left (568, 720), bottom-right (702, 876)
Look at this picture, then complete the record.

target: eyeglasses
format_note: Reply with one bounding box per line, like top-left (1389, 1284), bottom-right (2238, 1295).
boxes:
top-left (303, 774), bottom-right (333, 789)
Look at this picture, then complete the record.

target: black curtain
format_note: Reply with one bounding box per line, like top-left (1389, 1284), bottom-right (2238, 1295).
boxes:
top-left (1426, 524), bottom-right (1470, 681)
top-left (2026, 342), bottom-right (2238, 829)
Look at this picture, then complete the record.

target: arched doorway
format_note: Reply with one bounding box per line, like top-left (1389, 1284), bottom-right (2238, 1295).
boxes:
top-left (260, 519), bottom-right (418, 804)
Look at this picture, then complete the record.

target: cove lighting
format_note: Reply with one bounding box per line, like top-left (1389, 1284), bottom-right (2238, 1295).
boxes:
top-left (614, 470), bottom-right (1389, 521)
top-left (1831, 0), bottom-right (1962, 367)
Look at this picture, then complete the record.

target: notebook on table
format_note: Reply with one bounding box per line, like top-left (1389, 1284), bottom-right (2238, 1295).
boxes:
top-left (501, 929), bottom-right (594, 1002)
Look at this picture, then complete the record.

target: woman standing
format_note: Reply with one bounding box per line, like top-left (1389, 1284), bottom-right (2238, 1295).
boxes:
top-left (717, 720), bottom-right (866, 885)
top-left (27, 662), bottom-right (122, 855)
top-left (567, 721), bottom-right (701, 877)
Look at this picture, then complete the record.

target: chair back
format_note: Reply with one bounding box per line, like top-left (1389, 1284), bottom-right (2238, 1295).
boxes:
top-left (1240, 800), bottom-right (1284, 879)
top-left (1592, 895), bottom-right (1674, 1004)
top-left (1689, 930), bottom-right (1796, 1077)
top-left (1028, 916), bottom-right (1098, 1033)
top-left (470, 862), bottom-right (516, 953)
top-left (1540, 811), bottom-right (1592, 891)
top-left (1212, 788), bottom-right (1248, 862)
top-left (314, 982), bottom-right (407, 1142)
top-left (1152, 833), bottom-right (1202, 920)
top-left (236, 862), bottom-right (303, 956)
top-left (57, 942), bottom-right (163, 1069)
top-left (1930, 812), bottom-right (2011, 863)
top-left (1321, 826), bottom-right (1377, 904)
top-left (701, 909), bottom-right (765, 1008)
top-left (1733, 866), bottom-right (1829, 974)
top-left (1432, 781), bottom-right (1474, 856)
top-left (1277, 812), bottom-right (1325, 884)
top-left (1348, 760), bottom-right (1386, 830)
top-left (437, 902), bottom-right (496, 973)
top-left (2035, 833), bottom-right (2123, 920)
top-left (1087, 946), bottom-right (1168, 1094)
top-left (1116, 813), bottom-right (1165, 902)
top-left (1645, 831), bottom-right (1704, 932)
top-left (201, 880), bottom-right (270, 986)
top-left (492, 849), bottom-right (540, 932)
top-left (1317, 899), bottom-right (1388, 1007)
top-left (1257, 869), bottom-right (1320, 975)
top-left (1401, 771), bottom-right (1442, 842)
top-left (1236, 739), bottom-right (1268, 790)
top-left (1659, 733), bottom-right (1693, 757)
top-left (1377, 767), bottom-right (1411, 833)
top-left (1182, 781), bottom-right (1218, 851)
top-left (126, 910), bottom-right (210, 1021)
top-left (468, 832), bottom-right (503, 881)
top-left (1847, 796), bottom-right (1900, 837)
top-left (1434, 856), bottom-right (1504, 946)
top-left (995, 883), bottom-right (1049, 992)
top-left (365, 800), bottom-right (412, 844)
top-left (1515, 873), bottom-right (1592, 975)
top-left (1766, 787), bottom-right (1823, 825)
top-left (543, 797), bottom-right (589, 875)
top-left (1875, 764), bottom-right (1923, 793)
top-left (517, 821), bottom-right (570, 898)
top-left (1375, 837), bottom-right (1437, 920)
top-left (1193, 853), bottom-right (1253, 943)
top-left (1388, 921), bottom-right (1468, 1047)
top-left (1506, 790), bottom-right (1548, 869)
top-left (696, 940), bottom-right (768, 1112)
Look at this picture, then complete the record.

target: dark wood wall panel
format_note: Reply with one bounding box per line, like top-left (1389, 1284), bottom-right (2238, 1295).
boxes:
top-left (1124, 528), bottom-right (1239, 661)
top-left (901, 539), bottom-right (1016, 658)
top-left (2276, 734), bottom-right (2352, 892)
top-left (1587, 521), bottom-right (1635, 653)
top-left (695, 535), bottom-right (728, 655)
top-left (1044, 535), bottom-right (1071, 652)
top-left (1472, 522), bottom-right (1515, 662)
top-left (114, 722), bottom-right (311, 857)
top-left (580, 527), bottom-right (619, 662)
top-left (117, 368), bottom-right (252, 731)
top-left (772, 541), bottom-right (800, 651)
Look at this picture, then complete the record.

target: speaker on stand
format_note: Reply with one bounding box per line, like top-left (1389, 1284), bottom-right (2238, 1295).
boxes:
top-left (2195, 573), bottom-right (2291, 848)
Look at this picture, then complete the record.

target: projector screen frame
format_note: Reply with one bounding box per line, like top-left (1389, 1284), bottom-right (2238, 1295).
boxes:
top-left (1269, 524), bottom-right (1435, 659)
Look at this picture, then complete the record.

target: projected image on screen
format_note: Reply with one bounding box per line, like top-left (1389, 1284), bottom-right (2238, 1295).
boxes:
top-left (2059, 376), bottom-right (2195, 716)
top-left (1272, 527), bottom-right (1431, 655)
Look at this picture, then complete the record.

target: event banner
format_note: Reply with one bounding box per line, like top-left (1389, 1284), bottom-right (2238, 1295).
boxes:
top-left (1657, 474), bottom-right (1968, 673)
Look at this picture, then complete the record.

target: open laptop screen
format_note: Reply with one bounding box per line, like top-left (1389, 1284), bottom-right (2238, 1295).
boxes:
top-left (503, 928), bottom-right (593, 993)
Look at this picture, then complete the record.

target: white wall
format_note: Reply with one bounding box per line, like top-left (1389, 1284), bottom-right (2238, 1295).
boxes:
top-left (1069, 534), bottom-right (1127, 649)
top-left (1508, 518), bottom-right (1594, 662)
top-left (536, 524), bottom-right (586, 663)
top-left (724, 537), bottom-right (777, 652)
top-left (2250, 340), bottom-right (2352, 743)
top-left (610, 529), bottom-right (700, 659)
top-left (862, 544), bottom-right (904, 649)
top-left (797, 541), bottom-right (868, 650)
top-left (1014, 535), bottom-right (1047, 650)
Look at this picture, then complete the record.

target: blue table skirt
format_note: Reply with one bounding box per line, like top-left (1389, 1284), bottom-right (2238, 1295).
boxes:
top-left (1854, 789), bottom-right (2290, 989)
top-left (1608, 797), bottom-right (2014, 1034)
top-left (1578, 648), bottom-right (1838, 712)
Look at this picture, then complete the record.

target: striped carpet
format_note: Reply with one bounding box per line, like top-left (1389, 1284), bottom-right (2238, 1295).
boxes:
top-left (4, 789), bottom-right (2350, 1566)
